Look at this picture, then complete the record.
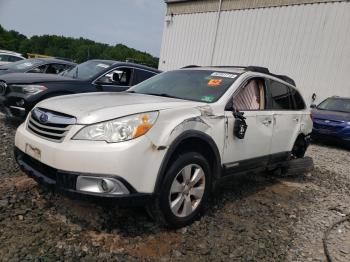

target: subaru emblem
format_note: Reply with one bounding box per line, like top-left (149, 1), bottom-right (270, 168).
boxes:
top-left (39, 113), bottom-right (49, 123)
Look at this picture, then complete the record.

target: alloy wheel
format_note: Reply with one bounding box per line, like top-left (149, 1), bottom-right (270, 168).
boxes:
top-left (168, 164), bottom-right (206, 218)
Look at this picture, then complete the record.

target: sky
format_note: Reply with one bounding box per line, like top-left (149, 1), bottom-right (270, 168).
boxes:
top-left (0, 0), bottom-right (166, 57)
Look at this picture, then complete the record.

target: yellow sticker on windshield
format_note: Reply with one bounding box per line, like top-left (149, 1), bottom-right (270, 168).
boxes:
top-left (208, 79), bottom-right (222, 87)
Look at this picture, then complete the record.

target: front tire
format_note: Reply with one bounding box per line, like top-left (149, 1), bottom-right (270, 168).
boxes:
top-left (150, 152), bottom-right (211, 228)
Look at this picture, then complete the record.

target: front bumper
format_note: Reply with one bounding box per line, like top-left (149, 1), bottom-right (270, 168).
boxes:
top-left (14, 147), bottom-right (153, 206)
top-left (15, 123), bottom-right (166, 194)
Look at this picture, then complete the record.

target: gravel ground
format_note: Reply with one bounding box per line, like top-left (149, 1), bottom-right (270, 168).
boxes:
top-left (0, 115), bottom-right (349, 262)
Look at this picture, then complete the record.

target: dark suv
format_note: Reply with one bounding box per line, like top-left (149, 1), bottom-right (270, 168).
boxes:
top-left (0, 60), bottom-right (160, 118)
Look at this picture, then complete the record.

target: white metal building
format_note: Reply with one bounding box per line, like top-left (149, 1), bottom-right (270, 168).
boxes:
top-left (159, 0), bottom-right (350, 104)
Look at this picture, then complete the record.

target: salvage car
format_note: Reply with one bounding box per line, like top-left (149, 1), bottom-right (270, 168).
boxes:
top-left (311, 96), bottom-right (350, 145)
top-left (14, 66), bottom-right (313, 227)
top-left (0, 60), bottom-right (160, 118)
top-left (0, 58), bottom-right (76, 76)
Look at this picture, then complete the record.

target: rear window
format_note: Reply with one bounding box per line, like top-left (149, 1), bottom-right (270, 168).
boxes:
top-left (133, 69), bottom-right (156, 85)
top-left (290, 88), bottom-right (306, 110)
top-left (267, 80), bottom-right (293, 110)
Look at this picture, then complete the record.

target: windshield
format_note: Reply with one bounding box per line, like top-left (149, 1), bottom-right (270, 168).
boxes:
top-left (61, 60), bottom-right (113, 80)
top-left (129, 70), bottom-right (238, 103)
top-left (1, 59), bottom-right (42, 70)
top-left (317, 98), bottom-right (350, 113)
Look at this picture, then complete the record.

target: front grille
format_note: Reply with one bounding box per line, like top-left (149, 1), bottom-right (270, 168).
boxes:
top-left (0, 81), bottom-right (6, 95)
top-left (27, 108), bottom-right (76, 142)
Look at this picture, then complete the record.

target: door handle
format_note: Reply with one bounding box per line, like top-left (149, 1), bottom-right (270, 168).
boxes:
top-left (293, 118), bottom-right (300, 122)
top-left (262, 119), bottom-right (272, 126)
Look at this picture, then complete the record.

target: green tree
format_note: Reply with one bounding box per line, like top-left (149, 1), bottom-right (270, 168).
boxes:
top-left (0, 24), bottom-right (158, 68)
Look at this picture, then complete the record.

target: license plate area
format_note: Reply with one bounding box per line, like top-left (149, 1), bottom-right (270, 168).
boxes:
top-left (25, 143), bottom-right (41, 161)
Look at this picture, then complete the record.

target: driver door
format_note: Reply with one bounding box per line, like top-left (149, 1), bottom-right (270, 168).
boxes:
top-left (95, 67), bottom-right (134, 92)
top-left (223, 78), bottom-right (274, 174)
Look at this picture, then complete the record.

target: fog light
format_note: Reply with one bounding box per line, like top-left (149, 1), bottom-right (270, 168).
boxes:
top-left (100, 179), bottom-right (115, 193)
top-left (76, 176), bottom-right (130, 195)
top-left (16, 99), bottom-right (25, 106)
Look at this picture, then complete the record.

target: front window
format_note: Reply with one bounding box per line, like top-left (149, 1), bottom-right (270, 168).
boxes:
top-left (233, 79), bottom-right (265, 110)
top-left (61, 60), bottom-right (113, 80)
top-left (129, 70), bottom-right (238, 103)
top-left (317, 98), bottom-right (350, 113)
top-left (96, 67), bottom-right (133, 86)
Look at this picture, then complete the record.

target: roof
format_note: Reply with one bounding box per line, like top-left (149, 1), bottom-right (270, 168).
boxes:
top-left (0, 49), bottom-right (23, 57)
top-left (181, 65), bottom-right (296, 86)
top-left (165, 0), bottom-right (348, 15)
top-left (88, 59), bottom-right (160, 72)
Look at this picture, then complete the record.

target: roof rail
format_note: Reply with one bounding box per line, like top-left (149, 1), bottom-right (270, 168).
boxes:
top-left (245, 66), bottom-right (270, 74)
top-left (180, 65), bottom-right (296, 86)
top-left (269, 74), bottom-right (296, 86)
top-left (181, 65), bottom-right (201, 68)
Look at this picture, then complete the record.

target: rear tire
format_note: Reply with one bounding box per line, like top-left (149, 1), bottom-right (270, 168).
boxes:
top-left (149, 152), bottom-right (211, 228)
top-left (285, 156), bottom-right (314, 176)
top-left (291, 136), bottom-right (308, 159)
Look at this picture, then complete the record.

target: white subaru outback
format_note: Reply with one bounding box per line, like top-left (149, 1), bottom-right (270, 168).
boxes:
top-left (14, 66), bottom-right (313, 228)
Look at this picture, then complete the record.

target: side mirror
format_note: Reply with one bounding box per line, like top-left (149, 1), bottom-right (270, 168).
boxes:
top-left (310, 104), bottom-right (316, 109)
top-left (233, 110), bottom-right (248, 139)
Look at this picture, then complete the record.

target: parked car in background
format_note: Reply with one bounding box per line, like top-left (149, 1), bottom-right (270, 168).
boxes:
top-left (0, 50), bottom-right (25, 66)
top-left (14, 66), bottom-right (312, 227)
top-left (0, 59), bottom-right (160, 118)
top-left (311, 96), bottom-right (350, 145)
top-left (0, 58), bottom-right (76, 76)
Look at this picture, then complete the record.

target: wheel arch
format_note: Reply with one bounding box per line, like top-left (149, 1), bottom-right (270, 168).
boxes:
top-left (154, 130), bottom-right (222, 194)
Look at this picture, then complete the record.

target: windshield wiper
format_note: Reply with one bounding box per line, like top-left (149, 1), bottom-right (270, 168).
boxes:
top-left (145, 93), bottom-right (183, 100)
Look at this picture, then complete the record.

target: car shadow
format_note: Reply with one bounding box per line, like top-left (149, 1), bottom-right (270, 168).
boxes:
top-left (44, 171), bottom-right (295, 237)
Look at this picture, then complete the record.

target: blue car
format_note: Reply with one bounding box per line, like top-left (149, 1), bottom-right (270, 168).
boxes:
top-left (311, 96), bottom-right (350, 145)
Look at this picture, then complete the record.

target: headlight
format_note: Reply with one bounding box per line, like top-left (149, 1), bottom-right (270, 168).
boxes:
top-left (73, 111), bottom-right (159, 143)
top-left (11, 84), bottom-right (47, 95)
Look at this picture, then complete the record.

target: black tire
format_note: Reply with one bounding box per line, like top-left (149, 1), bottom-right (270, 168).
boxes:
top-left (292, 136), bottom-right (308, 159)
top-left (285, 156), bottom-right (314, 176)
top-left (149, 152), bottom-right (211, 228)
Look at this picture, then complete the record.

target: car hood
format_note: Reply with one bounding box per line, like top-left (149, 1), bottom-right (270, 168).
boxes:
top-left (0, 73), bottom-right (76, 84)
top-left (37, 92), bottom-right (206, 124)
top-left (312, 109), bottom-right (350, 122)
